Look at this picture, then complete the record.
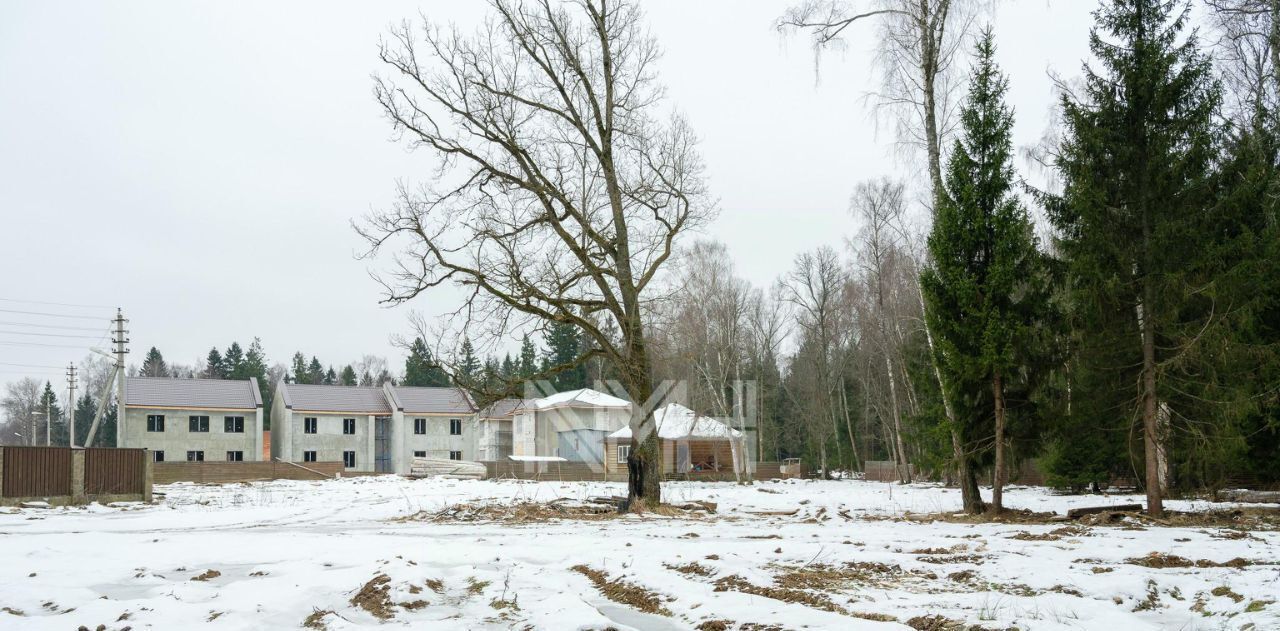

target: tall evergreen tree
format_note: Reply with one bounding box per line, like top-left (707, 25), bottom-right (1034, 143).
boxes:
top-left (324, 367), bottom-right (337, 385)
top-left (291, 352), bottom-right (308, 385)
top-left (457, 338), bottom-right (480, 384)
top-left (340, 365), bottom-right (358, 386)
top-left (37, 381), bottom-right (62, 446)
top-left (543, 322), bottom-right (586, 391)
top-left (204, 347), bottom-right (226, 379)
top-left (1046, 0), bottom-right (1223, 515)
top-left (307, 357), bottom-right (324, 385)
top-left (403, 337), bottom-right (450, 387)
top-left (518, 334), bottom-right (538, 378)
top-left (922, 30), bottom-right (1054, 514)
top-left (140, 347), bottom-right (169, 378)
top-left (224, 342), bottom-right (245, 378)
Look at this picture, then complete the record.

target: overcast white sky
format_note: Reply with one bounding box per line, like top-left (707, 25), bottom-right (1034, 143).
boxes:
top-left (0, 0), bottom-right (1096, 382)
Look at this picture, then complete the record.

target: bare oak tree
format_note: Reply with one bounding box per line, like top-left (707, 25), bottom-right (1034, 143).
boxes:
top-left (360, 0), bottom-right (712, 508)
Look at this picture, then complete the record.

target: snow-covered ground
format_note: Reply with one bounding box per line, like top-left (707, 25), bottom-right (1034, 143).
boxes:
top-left (1, 477), bottom-right (1277, 630)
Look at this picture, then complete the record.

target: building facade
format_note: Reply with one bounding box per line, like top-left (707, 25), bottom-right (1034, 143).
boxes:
top-left (120, 376), bottom-right (264, 463)
top-left (271, 382), bottom-right (479, 474)
top-left (511, 389), bottom-right (631, 465)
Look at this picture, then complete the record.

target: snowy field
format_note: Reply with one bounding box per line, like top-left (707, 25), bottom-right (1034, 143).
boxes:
top-left (1, 477), bottom-right (1277, 630)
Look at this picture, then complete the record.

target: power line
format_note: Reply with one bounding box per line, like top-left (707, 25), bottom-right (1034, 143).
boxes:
top-left (0, 321), bottom-right (108, 332)
top-left (0, 308), bottom-right (108, 321)
top-left (0, 330), bottom-right (106, 339)
top-left (0, 340), bottom-right (89, 349)
top-left (0, 297), bottom-right (114, 310)
top-left (0, 362), bottom-right (66, 369)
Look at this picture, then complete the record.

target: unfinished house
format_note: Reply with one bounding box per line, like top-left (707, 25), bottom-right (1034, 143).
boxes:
top-left (272, 382), bottom-right (481, 474)
top-left (388, 385), bottom-right (477, 472)
top-left (271, 383), bottom-right (393, 473)
top-left (475, 398), bottom-right (528, 461)
top-left (604, 403), bottom-right (743, 476)
top-left (120, 376), bottom-right (264, 463)
top-left (511, 389), bottom-right (631, 465)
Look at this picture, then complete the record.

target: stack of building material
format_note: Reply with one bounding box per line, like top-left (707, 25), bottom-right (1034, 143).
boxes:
top-left (409, 457), bottom-right (486, 480)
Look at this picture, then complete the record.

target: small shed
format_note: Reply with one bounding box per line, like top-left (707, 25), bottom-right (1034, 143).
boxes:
top-left (604, 403), bottom-right (743, 475)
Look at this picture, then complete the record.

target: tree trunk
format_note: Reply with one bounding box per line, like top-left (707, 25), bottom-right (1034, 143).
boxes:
top-left (839, 378), bottom-right (862, 472)
top-left (623, 337), bottom-right (662, 510)
top-left (991, 371), bottom-right (1006, 514)
top-left (1140, 290), bottom-right (1163, 517)
top-left (956, 438), bottom-right (984, 515)
top-left (884, 354), bottom-right (911, 483)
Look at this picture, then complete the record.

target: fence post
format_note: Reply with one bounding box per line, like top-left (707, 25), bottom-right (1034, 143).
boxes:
top-left (142, 450), bottom-right (153, 503)
top-left (71, 449), bottom-right (86, 504)
top-left (0, 447), bottom-right (5, 497)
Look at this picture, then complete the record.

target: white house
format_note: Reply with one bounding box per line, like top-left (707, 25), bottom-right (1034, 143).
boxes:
top-left (511, 388), bottom-right (631, 464)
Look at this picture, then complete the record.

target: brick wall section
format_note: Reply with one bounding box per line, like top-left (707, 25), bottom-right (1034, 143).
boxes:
top-left (153, 461), bottom-right (346, 485)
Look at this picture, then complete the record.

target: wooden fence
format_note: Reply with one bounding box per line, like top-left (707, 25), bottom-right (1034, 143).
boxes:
top-left (85, 448), bottom-right (147, 495)
top-left (153, 460), bottom-right (345, 485)
top-left (1, 446), bottom-right (71, 497)
top-left (0, 446), bottom-right (150, 505)
top-left (863, 460), bottom-right (916, 482)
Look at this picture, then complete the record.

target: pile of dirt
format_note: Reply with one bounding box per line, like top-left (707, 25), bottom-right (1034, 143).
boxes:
top-left (350, 574), bottom-right (394, 620)
top-left (190, 569), bottom-right (221, 582)
top-left (906, 614), bottom-right (998, 631)
top-left (571, 565), bottom-right (672, 616)
top-left (1008, 525), bottom-right (1091, 541)
top-left (665, 562), bottom-right (716, 577)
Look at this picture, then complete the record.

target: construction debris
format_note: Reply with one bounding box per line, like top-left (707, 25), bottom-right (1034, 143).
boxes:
top-left (407, 457), bottom-right (486, 480)
top-left (1066, 504), bottom-right (1143, 520)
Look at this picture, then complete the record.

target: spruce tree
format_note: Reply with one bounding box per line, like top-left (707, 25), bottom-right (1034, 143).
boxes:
top-left (291, 352), bottom-right (308, 384)
top-left (324, 367), bottom-right (337, 385)
top-left (543, 322), bottom-right (586, 391)
top-left (140, 347), bottom-right (169, 378)
top-left (457, 338), bottom-right (480, 384)
top-left (922, 30), bottom-right (1053, 514)
top-left (307, 357), bottom-right (324, 385)
top-left (1047, 0), bottom-right (1222, 515)
top-left (404, 337), bottom-right (451, 387)
top-left (37, 381), bottom-right (63, 446)
top-left (519, 334), bottom-right (538, 378)
top-left (224, 342), bottom-right (245, 378)
top-left (340, 365), bottom-right (358, 386)
top-left (204, 348), bottom-right (225, 379)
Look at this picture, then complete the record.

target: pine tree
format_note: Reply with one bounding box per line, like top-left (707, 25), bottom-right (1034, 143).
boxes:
top-left (140, 347), bottom-right (169, 378)
top-left (501, 354), bottom-right (516, 380)
top-left (204, 348), bottom-right (226, 379)
top-left (324, 367), bottom-right (337, 385)
top-left (360, 370), bottom-right (374, 387)
top-left (1046, 0), bottom-right (1223, 515)
top-left (922, 30), bottom-right (1055, 514)
top-left (340, 365), bottom-right (358, 386)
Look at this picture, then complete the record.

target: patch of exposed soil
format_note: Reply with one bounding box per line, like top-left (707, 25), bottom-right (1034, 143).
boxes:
top-left (906, 614), bottom-right (998, 631)
top-left (400, 499), bottom-right (709, 523)
top-left (571, 564), bottom-right (671, 616)
top-left (713, 574), bottom-right (895, 622)
top-left (666, 562), bottom-right (716, 577)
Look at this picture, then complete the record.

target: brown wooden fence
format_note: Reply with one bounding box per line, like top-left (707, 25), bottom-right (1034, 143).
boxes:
top-left (481, 460), bottom-right (801, 482)
top-left (1, 446), bottom-right (71, 497)
top-left (85, 448), bottom-right (147, 495)
top-left (153, 461), bottom-right (345, 485)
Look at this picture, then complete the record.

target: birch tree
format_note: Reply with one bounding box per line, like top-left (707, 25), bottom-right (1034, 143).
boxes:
top-left (360, 0), bottom-right (712, 509)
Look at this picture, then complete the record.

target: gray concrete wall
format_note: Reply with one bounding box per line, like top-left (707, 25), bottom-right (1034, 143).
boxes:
top-left (532, 407), bottom-right (630, 458)
top-left (277, 412), bottom-right (376, 473)
top-left (403, 413), bottom-right (476, 462)
top-left (121, 406), bottom-right (262, 462)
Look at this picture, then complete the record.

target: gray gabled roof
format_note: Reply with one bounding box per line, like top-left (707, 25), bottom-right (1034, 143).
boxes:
top-left (125, 376), bottom-right (260, 410)
top-left (392, 386), bottom-right (475, 415)
top-left (478, 398), bottom-right (532, 419)
top-left (279, 383), bottom-right (392, 414)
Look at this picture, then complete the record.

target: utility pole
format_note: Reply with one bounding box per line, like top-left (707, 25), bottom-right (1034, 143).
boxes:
top-left (66, 363), bottom-right (77, 447)
top-left (113, 309), bottom-right (129, 448)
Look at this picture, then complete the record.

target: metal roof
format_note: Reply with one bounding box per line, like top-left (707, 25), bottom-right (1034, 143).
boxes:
top-left (477, 398), bottom-right (532, 418)
top-left (279, 384), bottom-right (393, 414)
top-left (393, 386), bottom-right (475, 415)
top-left (533, 388), bottom-right (631, 410)
top-left (124, 376), bottom-right (260, 410)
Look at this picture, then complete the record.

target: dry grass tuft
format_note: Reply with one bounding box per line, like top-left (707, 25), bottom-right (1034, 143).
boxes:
top-left (302, 609), bottom-right (334, 630)
top-left (191, 569), bottom-right (221, 582)
top-left (350, 574), bottom-right (394, 620)
top-left (571, 564), bottom-right (672, 616)
top-left (1125, 552), bottom-right (1255, 569)
top-left (665, 562), bottom-right (716, 577)
top-left (1211, 586), bottom-right (1244, 603)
